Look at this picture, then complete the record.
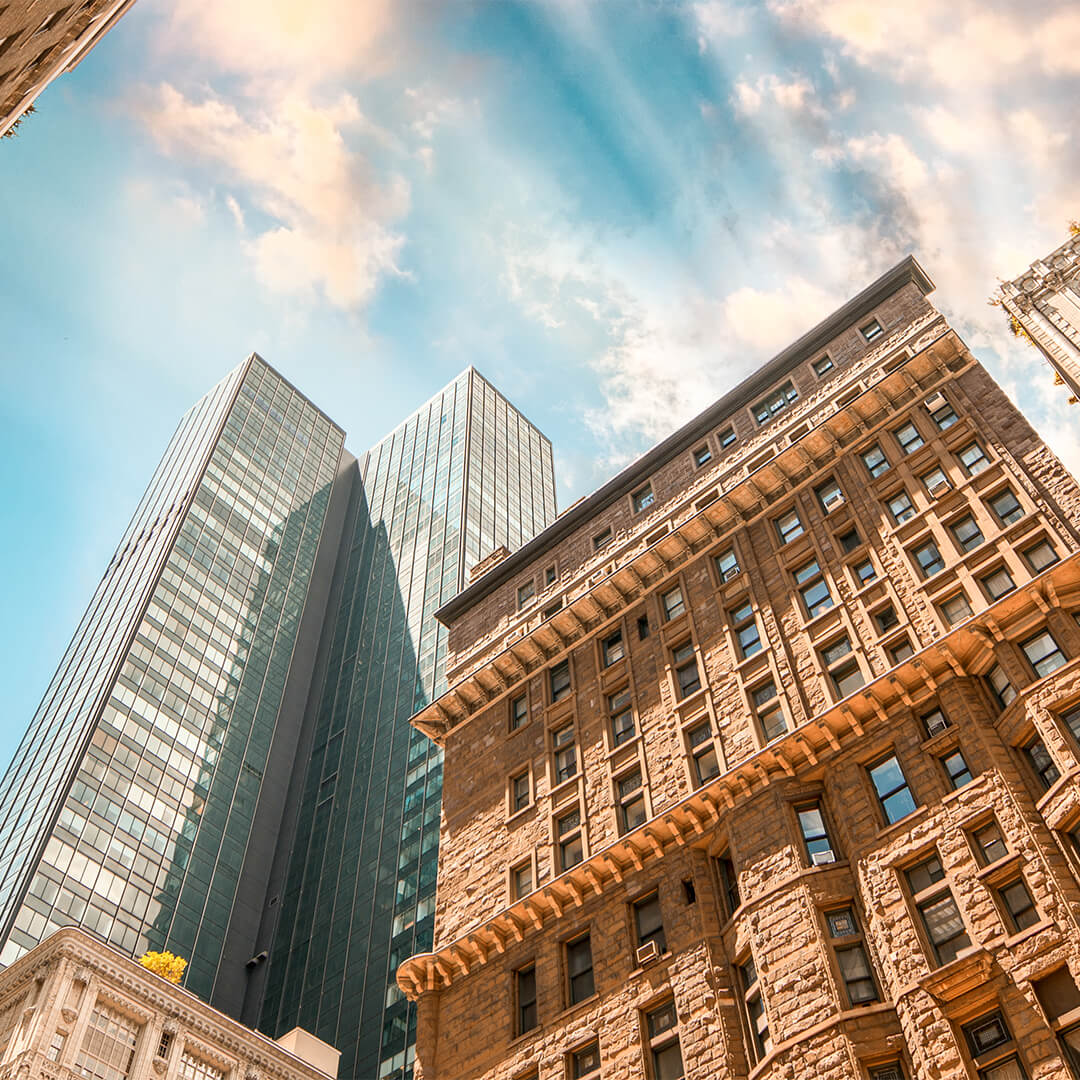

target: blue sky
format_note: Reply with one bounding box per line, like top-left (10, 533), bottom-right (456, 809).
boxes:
top-left (1, 0), bottom-right (1078, 769)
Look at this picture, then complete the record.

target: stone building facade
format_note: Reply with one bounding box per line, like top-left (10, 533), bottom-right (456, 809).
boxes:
top-left (0, 0), bottom-right (136, 137)
top-left (997, 232), bottom-right (1080, 405)
top-left (0, 926), bottom-right (338, 1080)
top-left (398, 257), bottom-right (1080, 1080)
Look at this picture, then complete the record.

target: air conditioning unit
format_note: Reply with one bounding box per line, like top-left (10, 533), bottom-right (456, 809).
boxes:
top-left (722, 566), bottom-right (741, 583)
top-left (924, 392), bottom-right (948, 413)
top-left (811, 850), bottom-right (837, 866)
top-left (636, 941), bottom-right (661, 966)
top-left (925, 714), bottom-right (949, 738)
top-left (822, 490), bottom-right (845, 513)
top-left (927, 479), bottom-right (951, 498)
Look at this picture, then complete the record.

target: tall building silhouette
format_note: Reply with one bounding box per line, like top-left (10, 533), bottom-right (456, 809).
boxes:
top-left (0, 359), bottom-right (555, 1080)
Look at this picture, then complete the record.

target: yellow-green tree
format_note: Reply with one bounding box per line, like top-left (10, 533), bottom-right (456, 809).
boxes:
top-left (138, 951), bottom-right (187, 984)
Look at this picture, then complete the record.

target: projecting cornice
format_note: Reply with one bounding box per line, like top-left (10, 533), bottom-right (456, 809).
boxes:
top-left (397, 552), bottom-right (1080, 1002)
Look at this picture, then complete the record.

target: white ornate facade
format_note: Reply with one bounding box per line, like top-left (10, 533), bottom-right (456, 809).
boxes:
top-left (0, 928), bottom-right (339, 1080)
top-left (998, 232), bottom-right (1080, 404)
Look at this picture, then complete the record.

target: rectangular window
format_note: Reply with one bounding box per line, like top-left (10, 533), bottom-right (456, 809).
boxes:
top-left (775, 508), bottom-right (805, 545)
top-left (593, 527), bottom-right (613, 551)
top-left (825, 908), bottom-right (878, 1006)
top-left (921, 465), bottom-right (950, 496)
top-left (716, 854), bottom-right (740, 918)
top-left (950, 514), bottom-right (985, 552)
top-left (688, 723), bottom-right (720, 786)
top-left (822, 635), bottom-right (865, 698)
top-left (633, 892), bottom-right (666, 953)
top-left (854, 558), bottom-right (877, 586)
top-left (861, 318), bottom-right (884, 341)
top-left (609, 687), bottom-right (635, 747)
top-left (49, 1032), bottom-right (67, 1063)
top-left (693, 445), bottom-right (712, 467)
top-left (941, 748), bottom-right (974, 789)
top-left (912, 539), bottom-right (945, 578)
top-left (874, 604), bottom-right (899, 634)
top-left (987, 664), bottom-right (1016, 708)
top-left (1023, 538), bottom-right (1059, 573)
top-left (998, 877), bottom-right (1039, 932)
top-left (753, 380), bottom-right (798, 424)
top-left (927, 395), bottom-right (958, 430)
top-left (512, 859), bottom-right (533, 899)
top-left (816, 478), bottom-right (845, 513)
top-left (510, 694), bottom-right (528, 731)
top-left (616, 769), bottom-right (647, 833)
top-left (895, 421), bottom-right (925, 455)
top-left (862, 444), bottom-right (890, 478)
top-left (988, 488), bottom-right (1023, 525)
top-left (511, 771), bottom-right (531, 813)
top-left (888, 637), bottom-right (915, 664)
top-left (553, 724), bottom-right (577, 783)
top-left (940, 592), bottom-right (973, 626)
top-left (602, 629), bottom-right (625, 667)
top-left (570, 1041), bottom-right (600, 1080)
top-left (672, 641), bottom-right (701, 699)
top-left (545, 564), bottom-right (558, 586)
top-left (518, 580), bottom-right (535, 609)
top-left (869, 1063), bottom-right (907, 1080)
top-left (730, 601), bottom-right (762, 659)
top-left (922, 707), bottom-right (950, 738)
top-left (557, 808), bottom-right (584, 871)
top-left (1023, 630), bottom-right (1066, 678)
top-left (795, 559), bottom-right (833, 618)
top-left (566, 935), bottom-right (595, 1004)
top-left (516, 964), bottom-right (537, 1035)
top-left (868, 754), bottom-right (917, 824)
top-left (971, 820), bottom-right (1008, 865)
top-left (662, 586), bottom-right (686, 621)
top-left (550, 660), bottom-right (571, 702)
top-left (739, 957), bottom-right (770, 1060)
top-left (719, 426), bottom-right (736, 449)
top-left (753, 679), bottom-right (786, 741)
top-left (958, 441), bottom-right (990, 475)
top-left (838, 528), bottom-right (861, 554)
top-left (888, 490), bottom-right (916, 524)
top-left (981, 565), bottom-right (1016, 600)
top-left (1024, 737), bottom-right (1060, 791)
top-left (75, 1006), bottom-right (140, 1080)
top-left (797, 802), bottom-right (836, 865)
top-left (178, 1055), bottom-right (225, 1080)
top-left (638, 615), bottom-right (650, 640)
top-left (644, 1001), bottom-right (683, 1080)
top-left (905, 854), bottom-right (971, 966)
top-left (813, 354), bottom-right (834, 376)
top-left (633, 484), bottom-right (655, 513)
top-left (715, 548), bottom-right (740, 582)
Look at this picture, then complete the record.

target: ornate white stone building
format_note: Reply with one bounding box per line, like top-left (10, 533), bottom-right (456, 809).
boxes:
top-left (0, 927), bottom-right (339, 1080)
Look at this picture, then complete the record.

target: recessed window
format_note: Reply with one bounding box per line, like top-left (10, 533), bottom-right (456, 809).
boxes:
top-left (616, 769), bottom-right (647, 833)
top-left (546, 718), bottom-right (576, 782)
top-left (874, 605), bottom-right (899, 634)
top-left (1023, 630), bottom-right (1066, 678)
top-left (888, 490), bottom-right (916, 524)
top-left (632, 892), bottom-right (666, 953)
top-left (719, 426), bottom-right (737, 449)
top-left (939, 592), bottom-right (972, 626)
top-left (517, 580), bottom-right (535, 609)
top-left (739, 956), bottom-right (770, 1061)
top-left (662, 586), bottom-right (686, 621)
top-left (510, 694), bottom-right (528, 731)
top-left (593, 526), bottom-right (613, 551)
top-left (950, 514), bottom-right (984, 553)
top-left (753, 679), bottom-right (786, 742)
top-left (838, 528), bottom-right (860, 554)
top-left (941, 748), bottom-right (974, 789)
top-left (816, 478), bottom-right (844, 513)
top-left (980, 565), bottom-right (1015, 600)
top-left (730, 601), bottom-right (761, 659)
top-left (511, 859), bottom-right (533, 899)
top-left (775, 507), bottom-right (805, 545)
top-left (988, 488), bottom-right (1023, 525)
top-left (550, 660), bottom-right (572, 702)
top-left (633, 483), bottom-right (655, 513)
top-left (888, 637), bottom-right (915, 664)
top-left (795, 558), bottom-right (832, 618)
top-left (672, 641), bottom-right (701, 699)
top-left (510, 771), bottom-right (531, 813)
top-left (693, 445), bottom-right (712, 468)
top-left (608, 687), bottom-right (635, 747)
top-left (715, 548), bottom-right (740, 582)
top-left (565, 935), bottom-right (594, 1005)
top-left (813, 354), bottom-right (834, 377)
top-left (963, 1012), bottom-right (1013, 1062)
top-left (821, 634), bottom-right (864, 697)
top-left (601, 628), bottom-right (624, 667)
top-left (1023, 538), bottom-right (1059, 573)
top-left (868, 754), bottom-right (916, 824)
top-left (921, 707), bottom-right (950, 739)
top-left (797, 802), bottom-right (836, 865)
top-left (971, 820), bottom-right (1008, 866)
top-left (825, 907), bottom-right (878, 1006)
top-left (637, 614), bottom-right (650, 640)
top-left (862, 443), bottom-right (890, 478)
top-left (998, 876), bottom-right (1039, 932)
top-left (987, 664), bottom-right (1016, 708)
top-left (921, 465), bottom-right (950, 496)
top-left (688, 723), bottom-right (720, 786)
top-left (926, 395), bottom-right (958, 430)
top-left (860, 318), bottom-right (884, 341)
top-left (912, 538), bottom-right (945, 578)
top-left (643, 1001), bottom-right (683, 1080)
top-left (869, 1063), bottom-right (906, 1080)
top-left (557, 808), bottom-right (584, 871)
top-left (905, 853), bottom-right (971, 966)
top-left (1024, 736), bottom-right (1060, 791)
top-left (715, 854), bottom-right (740, 918)
top-left (569, 1041), bottom-right (600, 1080)
top-left (958, 441), bottom-right (990, 476)
top-left (544, 564), bottom-right (557, 587)
top-left (853, 557), bottom-right (877, 586)
top-left (895, 421), bottom-right (925, 455)
top-left (753, 380), bottom-right (799, 425)
top-left (515, 964), bottom-right (537, 1034)
top-left (1060, 703), bottom-right (1080, 745)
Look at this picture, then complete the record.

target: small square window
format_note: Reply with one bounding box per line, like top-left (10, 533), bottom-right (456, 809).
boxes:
top-left (980, 565), bottom-right (1016, 600)
top-left (1022, 630), bottom-right (1066, 678)
top-left (874, 605), bottom-right (899, 634)
top-left (853, 558), bottom-right (877, 586)
top-left (816, 478), bottom-right (845, 513)
top-left (693, 445), bottom-right (712, 467)
top-left (958, 441), bottom-right (990, 476)
top-left (593, 527), bottom-right (613, 551)
top-left (813, 354), bottom-right (834, 376)
top-left (869, 1063), bottom-right (906, 1080)
top-left (570, 1042), bottom-right (600, 1080)
top-left (860, 318), bottom-right (884, 341)
top-left (838, 528), bottom-right (860, 554)
top-left (633, 484), bottom-right (655, 513)
top-left (1024, 736), bottom-right (1060, 791)
top-left (999, 877), bottom-right (1039, 931)
top-left (988, 488), bottom-right (1023, 525)
top-left (940, 592), bottom-right (973, 626)
top-left (913, 539), bottom-right (945, 578)
top-left (950, 514), bottom-right (984, 552)
top-left (895, 421), bottom-right (924, 455)
top-left (517, 580), bottom-right (535, 609)
top-left (1023, 538), bottom-right (1059, 573)
top-left (964, 1012), bottom-right (1011, 1058)
top-left (662, 586), bottom-right (686, 621)
top-left (719, 426), bottom-right (737, 449)
top-left (926, 396), bottom-right (958, 430)
top-left (795, 559), bottom-right (833, 618)
top-left (888, 637), bottom-right (915, 664)
top-left (775, 507), bottom-right (805, 544)
top-left (715, 548), bottom-right (740, 582)
top-left (921, 707), bottom-right (950, 738)
top-left (941, 748), bottom-right (974, 789)
top-left (862, 444), bottom-right (890, 478)
top-left (971, 820), bottom-right (1008, 865)
top-left (888, 490), bottom-right (916, 524)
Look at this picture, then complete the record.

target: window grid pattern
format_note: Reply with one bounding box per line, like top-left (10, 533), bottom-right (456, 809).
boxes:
top-left (74, 1005), bottom-right (139, 1080)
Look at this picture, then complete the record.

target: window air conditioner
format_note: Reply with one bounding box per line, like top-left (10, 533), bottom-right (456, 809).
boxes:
top-left (823, 490), bottom-right (845, 512)
top-left (924, 392), bottom-right (948, 413)
top-left (811, 850), bottom-right (837, 866)
top-left (636, 941), bottom-right (661, 966)
top-left (928, 479), bottom-right (951, 498)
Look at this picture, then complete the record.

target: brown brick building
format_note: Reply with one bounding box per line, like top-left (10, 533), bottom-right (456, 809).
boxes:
top-left (398, 257), bottom-right (1080, 1080)
top-left (0, 0), bottom-right (135, 138)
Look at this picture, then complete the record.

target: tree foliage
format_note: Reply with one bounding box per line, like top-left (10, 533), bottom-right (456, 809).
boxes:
top-left (138, 951), bottom-right (187, 984)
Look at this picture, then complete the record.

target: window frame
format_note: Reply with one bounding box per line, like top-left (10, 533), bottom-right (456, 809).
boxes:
top-left (752, 380), bottom-right (799, 426)
top-left (1023, 537), bottom-right (1059, 573)
top-left (987, 487), bottom-right (1023, 526)
top-left (556, 806), bottom-right (585, 872)
top-left (912, 537), bottom-right (945, 578)
top-left (860, 318), bottom-right (884, 341)
top-left (509, 768), bottom-right (532, 814)
top-left (752, 678), bottom-right (786, 742)
top-left (796, 800), bottom-right (837, 866)
top-left (615, 767), bottom-right (647, 835)
top-left (601, 627), bottom-right (625, 667)
top-left (642, 999), bottom-right (683, 1080)
top-left (794, 558), bottom-right (833, 619)
top-left (631, 890), bottom-right (667, 955)
top-left (887, 489), bottom-right (916, 525)
top-left (661, 585), bottom-right (686, 621)
top-left (729, 600), bottom-right (762, 660)
top-left (671, 640), bottom-right (701, 699)
top-left (692, 444), bottom-right (712, 468)
top-left (1022, 629), bottom-right (1067, 679)
top-left (862, 443), bottom-right (890, 478)
top-left (940, 746), bottom-right (974, 790)
top-left (510, 693), bottom-right (529, 732)
top-left (633, 483), bottom-right (656, 514)
top-left (894, 420), bottom-right (925, 455)
top-left (551, 723), bottom-right (578, 785)
top-left (550, 659), bottom-right (572, 703)
top-left (813, 354), bottom-right (834, 377)
top-left (867, 753), bottom-right (917, 825)
top-left (775, 506), bottom-right (805, 545)
top-left (515, 962), bottom-right (538, 1036)
top-left (904, 852), bottom-right (972, 967)
top-left (958, 440), bottom-right (990, 476)
top-left (608, 685), bottom-right (635, 747)
top-left (738, 955), bottom-right (770, 1062)
top-left (824, 906), bottom-right (879, 1007)
top-left (687, 722), bottom-right (720, 787)
top-left (950, 513), bottom-right (985, 553)
top-left (714, 547), bottom-right (740, 583)
top-left (565, 933), bottom-right (595, 1006)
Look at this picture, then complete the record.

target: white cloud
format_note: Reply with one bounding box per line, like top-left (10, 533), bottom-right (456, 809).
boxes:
top-left (731, 73), bottom-right (825, 119)
top-left (140, 84), bottom-right (409, 309)
top-left (692, 0), bottom-right (751, 51)
top-left (731, 79), bottom-right (763, 116)
top-left (722, 277), bottom-right (838, 351)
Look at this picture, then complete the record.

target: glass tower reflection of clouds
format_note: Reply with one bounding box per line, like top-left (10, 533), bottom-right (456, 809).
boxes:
top-left (260, 369), bottom-right (556, 1080)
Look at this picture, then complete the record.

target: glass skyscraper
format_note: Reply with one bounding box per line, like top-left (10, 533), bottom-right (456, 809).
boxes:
top-left (0, 361), bottom-right (555, 1080)
top-left (257, 369), bottom-right (556, 1080)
